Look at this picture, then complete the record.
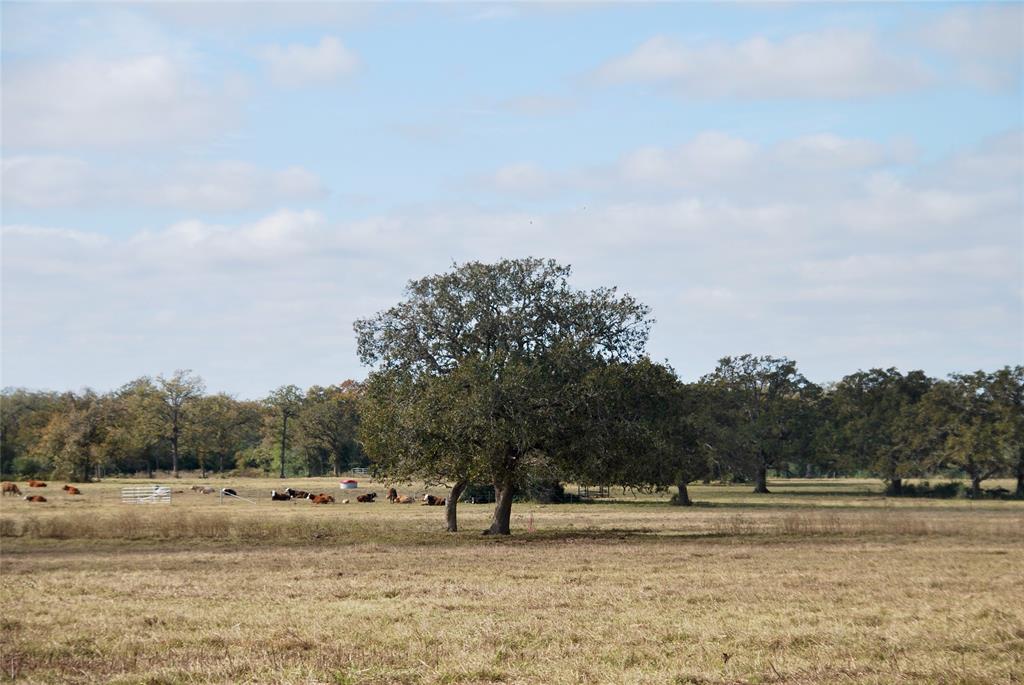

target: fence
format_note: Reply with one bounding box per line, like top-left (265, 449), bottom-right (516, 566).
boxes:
top-left (122, 485), bottom-right (172, 504)
top-left (350, 468), bottom-right (369, 477)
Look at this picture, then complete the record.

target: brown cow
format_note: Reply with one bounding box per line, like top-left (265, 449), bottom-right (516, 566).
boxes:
top-left (356, 492), bottom-right (377, 503)
top-left (422, 494), bottom-right (446, 506)
top-left (386, 487), bottom-right (398, 502)
top-left (311, 494), bottom-right (335, 504)
top-left (27, 480), bottom-right (47, 488)
top-left (2, 482), bottom-right (21, 496)
top-left (62, 485), bottom-right (82, 495)
top-left (24, 495), bottom-right (47, 502)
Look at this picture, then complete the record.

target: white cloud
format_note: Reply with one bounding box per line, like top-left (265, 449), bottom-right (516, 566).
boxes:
top-left (260, 36), bottom-right (358, 87)
top-left (2, 158), bottom-right (327, 211)
top-left (919, 5), bottom-right (1024, 89)
top-left (596, 30), bottom-right (933, 98)
top-left (2, 55), bottom-right (235, 148)
top-left (491, 163), bottom-right (554, 195)
top-left (128, 209), bottom-right (328, 265)
top-left (482, 130), bottom-right (915, 201)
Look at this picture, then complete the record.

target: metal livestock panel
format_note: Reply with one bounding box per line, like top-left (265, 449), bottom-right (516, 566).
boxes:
top-left (122, 485), bottom-right (172, 504)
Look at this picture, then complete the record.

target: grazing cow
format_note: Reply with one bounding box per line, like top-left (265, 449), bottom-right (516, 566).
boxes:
top-left (62, 485), bottom-right (82, 495)
top-left (270, 490), bottom-right (292, 501)
top-left (24, 495), bottom-right (47, 503)
top-left (221, 488), bottom-right (237, 497)
top-left (422, 494), bottom-right (446, 506)
top-left (2, 482), bottom-right (21, 496)
top-left (285, 488), bottom-right (312, 500)
top-left (311, 494), bottom-right (335, 504)
top-left (356, 492), bottom-right (377, 503)
top-left (27, 480), bottom-right (47, 488)
top-left (386, 487), bottom-right (398, 502)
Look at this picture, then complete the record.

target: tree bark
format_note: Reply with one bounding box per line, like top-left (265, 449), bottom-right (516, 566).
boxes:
top-left (971, 476), bottom-right (982, 499)
top-left (171, 408), bottom-right (180, 478)
top-left (279, 414), bottom-right (288, 479)
top-left (890, 477), bottom-right (903, 496)
top-left (672, 480), bottom-right (692, 506)
top-left (1016, 455), bottom-right (1023, 498)
top-left (753, 462), bottom-right (770, 494)
top-left (446, 479), bottom-right (468, 532)
top-left (483, 481), bottom-right (515, 535)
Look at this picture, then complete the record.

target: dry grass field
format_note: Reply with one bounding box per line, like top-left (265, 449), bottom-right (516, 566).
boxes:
top-left (1, 477), bottom-right (1022, 684)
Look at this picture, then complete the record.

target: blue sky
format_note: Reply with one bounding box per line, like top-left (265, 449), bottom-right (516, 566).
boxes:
top-left (2, 2), bottom-right (1022, 398)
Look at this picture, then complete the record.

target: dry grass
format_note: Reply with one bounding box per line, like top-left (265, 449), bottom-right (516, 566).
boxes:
top-left (1, 477), bottom-right (1022, 684)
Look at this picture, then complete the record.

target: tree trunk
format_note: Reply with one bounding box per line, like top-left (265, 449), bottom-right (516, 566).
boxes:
top-left (279, 414), bottom-right (288, 479)
top-left (1016, 455), bottom-right (1023, 498)
top-left (672, 479), bottom-right (692, 506)
top-left (446, 479), bottom-right (468, 532)
top-left (890, 477), bottom-right (903, 496)
top-left (483, 482), bottom-right (515, 535)
top-left (971, 476), bottom-right (982, 499)
top-left (171, 432), bottom-right (179, 478)
top-left (753, 462), bottom-right (770, 494)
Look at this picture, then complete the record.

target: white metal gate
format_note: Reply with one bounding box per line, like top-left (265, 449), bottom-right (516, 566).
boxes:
top-left (121, 485), bottom-right (172, 504)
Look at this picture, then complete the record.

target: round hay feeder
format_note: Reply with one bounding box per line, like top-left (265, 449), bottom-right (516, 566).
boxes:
top-left (340, 479), bottom-right (358, 490)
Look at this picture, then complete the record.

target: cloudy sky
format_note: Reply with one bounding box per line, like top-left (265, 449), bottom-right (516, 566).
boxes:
top-left (2, 2), bottom-right (1022, 398)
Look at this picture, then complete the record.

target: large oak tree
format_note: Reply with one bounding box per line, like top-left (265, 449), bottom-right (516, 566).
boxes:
top-left (355, 258), bottom-right (655, 534)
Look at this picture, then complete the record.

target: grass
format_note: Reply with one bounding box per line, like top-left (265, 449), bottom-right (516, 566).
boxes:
top-left (1, 477), bottom-right (1022, 684)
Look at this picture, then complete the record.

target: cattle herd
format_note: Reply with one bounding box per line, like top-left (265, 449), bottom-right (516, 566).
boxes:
top-left (1, 479), bottom-right (452, 508)
top-left (2, 480), bottom-right (82, 502)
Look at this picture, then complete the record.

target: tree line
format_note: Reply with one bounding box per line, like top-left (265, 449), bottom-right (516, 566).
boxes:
top-left (2, 258), bottom-right (1021, 536)
top-left (0, 375), bottom-right (366, 481)
top-left (354, 258), bottom-right (1023, 534)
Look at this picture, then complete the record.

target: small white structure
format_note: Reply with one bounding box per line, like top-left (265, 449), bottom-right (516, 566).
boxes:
top-left (122, 485), bottom-right (171, 504)
top-left (340, 479), bottom-right (358, 490)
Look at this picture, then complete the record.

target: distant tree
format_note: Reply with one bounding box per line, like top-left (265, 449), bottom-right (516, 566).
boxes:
top-left (186, 394), bottom-right (260, 477)
top-left (581, 361), bottom-right (710, 506)
top-left (297, 382), bottom-right (364, 477)
top-left (831, 369), bottom-right (934, 494)
top-left (701, 355), bottom-right (818, 493)
top-left (156, 370), bottom-right (205, 478)
top-left (356, 258), bottom-right (655, 534)
top-left (34, 392), bottom-right (108, 482)
top-left (264, 385), bottom-right (303, 479)
top-left (0, 388), bottom-right (62, 477)
top-left (989, 366), bottom-right (1024, 497)
top-left (919, 371), bottom-right (1014, 497)
top-left (106, 377), bottom-right (165, 477)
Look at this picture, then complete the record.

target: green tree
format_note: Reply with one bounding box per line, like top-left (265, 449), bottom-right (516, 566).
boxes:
top-left (297, 382), bottom-right (365, 477)
top-left (105, 377), bottom-right (166, 477)
top-left (989, 366), bottom-right (1024, 497)
top-left (919, 371), bottom-right (1016, 497)
top-left (579, 361), bottom-right (710, 506)
top-left (35, 391), bottom-right (108, 482)
top-left (264, 385), bottom-right (303, 479)
top-left (831, 369), bottom-right (934, 494)
top-left (0, 388), bottom-right (62, 477)
top-left (356, 258), bottom-right (654, 534)
top-left (156, 370), bottom-right (205, 478)
top-left (189, 394), bottom-right (262, 475)
top-left (701, 355), bottom-right (818, 494)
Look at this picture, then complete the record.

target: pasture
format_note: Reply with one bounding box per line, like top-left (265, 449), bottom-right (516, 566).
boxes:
top-left (1, 478), bottom-right (1022, 684)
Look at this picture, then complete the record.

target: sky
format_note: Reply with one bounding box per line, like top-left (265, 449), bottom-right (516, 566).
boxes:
top-left (2, 1), bottom-right (1022, 399)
